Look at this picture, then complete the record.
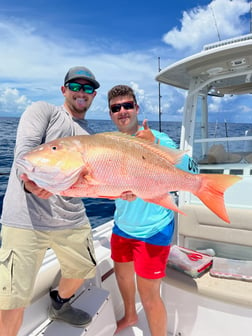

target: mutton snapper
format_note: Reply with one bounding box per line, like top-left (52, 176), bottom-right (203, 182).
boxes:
top-left (16, 132), bottom-right (241, 223)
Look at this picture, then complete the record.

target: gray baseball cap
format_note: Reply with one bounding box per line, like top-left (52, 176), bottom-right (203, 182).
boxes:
top-left (64, 66), bottom-right (100, 89)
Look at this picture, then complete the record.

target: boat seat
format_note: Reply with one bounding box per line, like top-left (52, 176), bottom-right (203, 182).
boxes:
top-left (164, 204), bottom-right (252, 308)
top-left (178, 204), bottom-right (252, 249)
top-left (165, 266), bottom-right (252, 307)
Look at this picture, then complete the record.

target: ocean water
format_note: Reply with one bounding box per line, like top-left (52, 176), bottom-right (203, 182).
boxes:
top-left (0, 117), bottom-right (182, 228)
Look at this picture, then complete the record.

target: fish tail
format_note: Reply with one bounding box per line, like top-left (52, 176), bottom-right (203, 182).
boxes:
top-left (194, 174), bottom-right (241, 223)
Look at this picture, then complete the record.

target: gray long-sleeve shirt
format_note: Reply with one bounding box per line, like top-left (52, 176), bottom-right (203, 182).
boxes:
top-left (1, 101), bottom-right (92, 230)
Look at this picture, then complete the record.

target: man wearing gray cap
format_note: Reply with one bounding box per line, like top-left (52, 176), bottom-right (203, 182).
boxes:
top-left (0, 66), bottom-right (100, 336)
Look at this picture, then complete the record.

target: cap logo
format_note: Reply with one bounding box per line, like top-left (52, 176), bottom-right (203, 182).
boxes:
top-left (74, 70), bottom-right (93, 78)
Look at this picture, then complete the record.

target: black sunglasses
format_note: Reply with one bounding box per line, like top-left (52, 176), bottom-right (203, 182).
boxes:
top-left (65, 82), bottom-right (95, 94)
top-left (110, 101), bottom-right (135, 113)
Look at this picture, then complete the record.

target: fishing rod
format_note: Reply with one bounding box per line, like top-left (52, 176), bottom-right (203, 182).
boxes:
top-left (214, 120), bottom-right (218, 138)
top-left (224, 119), bottom-right (230, 153)
top-left (250, 1), bottom-right (252, 33)
top-left (158, 57), bottom-right (162, 132)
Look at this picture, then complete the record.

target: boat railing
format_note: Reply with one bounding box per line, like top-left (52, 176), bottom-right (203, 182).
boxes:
top-left (203, 33), bottom-right (252, 50)
top-left (194, 135), bottom-right (252, 143)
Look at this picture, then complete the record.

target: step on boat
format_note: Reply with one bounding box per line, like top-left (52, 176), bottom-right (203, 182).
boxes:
top-left (18, 34), bottom-right (252, 336)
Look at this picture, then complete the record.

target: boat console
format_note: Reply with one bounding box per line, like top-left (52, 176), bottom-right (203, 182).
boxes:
top-left (156, 34), bottom-right (252, 336)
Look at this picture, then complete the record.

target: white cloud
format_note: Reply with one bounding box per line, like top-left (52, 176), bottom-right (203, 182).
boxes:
top-left (0, 88), bottom-right (31, 115)
top-left (0, 1), bottom-right (251, 122)
top-left (162, 0), bottom-right (250, 52)
top-left (0, 17), bottom-right (159, 119)
top-left (240, 104), bottom-right (252, 113)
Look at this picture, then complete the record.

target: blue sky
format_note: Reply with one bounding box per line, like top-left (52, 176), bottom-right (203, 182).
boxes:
top-left (0, 0), bottom-right (251, 122)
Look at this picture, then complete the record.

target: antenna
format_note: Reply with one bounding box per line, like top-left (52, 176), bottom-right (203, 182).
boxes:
top-left (210, 4), bottom-right (221, 41)
top-left (158, 57), bottom-right (162, 132)
top-left (250, 1), bottom-right (252, 33)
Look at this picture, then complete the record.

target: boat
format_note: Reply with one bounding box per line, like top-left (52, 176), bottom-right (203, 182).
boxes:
top-left (16, 33), bottom-right (252, 336)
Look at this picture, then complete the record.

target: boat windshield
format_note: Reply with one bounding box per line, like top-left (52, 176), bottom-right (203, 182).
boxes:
top-left (192, 95), bottom-right (252, 167)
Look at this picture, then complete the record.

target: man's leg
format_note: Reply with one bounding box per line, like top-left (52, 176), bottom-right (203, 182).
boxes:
top-left (48, 225), bottom-right (96, 327)
top-left (114, 261), bottom-right (138, 334)
top-left (137, 276), bottom-right (167, 336)
top-left (0, 226), bottom-right (48, 336)
top-left (0, 307), bottom-right (25, 336)
top-left (58, 277), bottom-right (84, 298)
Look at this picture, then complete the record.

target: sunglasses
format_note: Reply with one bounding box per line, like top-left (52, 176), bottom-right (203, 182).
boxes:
top-left (110, 101), bottom-right (135, 113)
top-left (65, 82), bottom-right (95, 94)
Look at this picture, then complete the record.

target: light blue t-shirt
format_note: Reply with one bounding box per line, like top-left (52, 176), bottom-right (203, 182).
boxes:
top-left (112, 128), bottom-right (198, 246)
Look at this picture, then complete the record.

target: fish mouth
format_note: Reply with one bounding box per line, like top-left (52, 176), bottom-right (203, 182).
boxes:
top-left (16, 158), bottom-right (83, 193)
top-left (16, 158), bottom-right (34, 174)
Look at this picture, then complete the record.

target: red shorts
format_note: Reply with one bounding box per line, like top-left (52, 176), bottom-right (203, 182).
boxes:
top-left (111, 233), bottom-right (171, 279)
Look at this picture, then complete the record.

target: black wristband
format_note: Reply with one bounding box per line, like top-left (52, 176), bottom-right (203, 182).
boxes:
top-left (24, 184), bottom-right (31, 194)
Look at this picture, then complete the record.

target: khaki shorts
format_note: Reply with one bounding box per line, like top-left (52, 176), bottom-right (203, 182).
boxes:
top-left (0, 224), bottom-right (96, 309)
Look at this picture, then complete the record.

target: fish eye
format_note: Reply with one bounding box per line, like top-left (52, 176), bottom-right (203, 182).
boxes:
top-left (51, 146), bottom-right (57, 151)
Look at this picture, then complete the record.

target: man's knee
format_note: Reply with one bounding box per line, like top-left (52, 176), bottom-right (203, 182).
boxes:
top-left (0, 307), bottom-right (25, 336)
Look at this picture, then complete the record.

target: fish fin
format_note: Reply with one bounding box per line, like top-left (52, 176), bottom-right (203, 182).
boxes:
top-left (83, 174), bottom-right (100, 185)
top-left (76, 165), bottom-right (100, 185)
top-left (100, 132), bottom-right (186, 165)
top-left (154, 145), bottom-right (186, 165)
top-left (195, 174), bottom-right (241, 223)
top-left (145, 193), bottom-right (186, 215)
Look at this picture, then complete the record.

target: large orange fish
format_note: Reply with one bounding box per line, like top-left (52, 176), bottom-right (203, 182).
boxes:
top-left (16, 132), bottom-right (241, 223)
